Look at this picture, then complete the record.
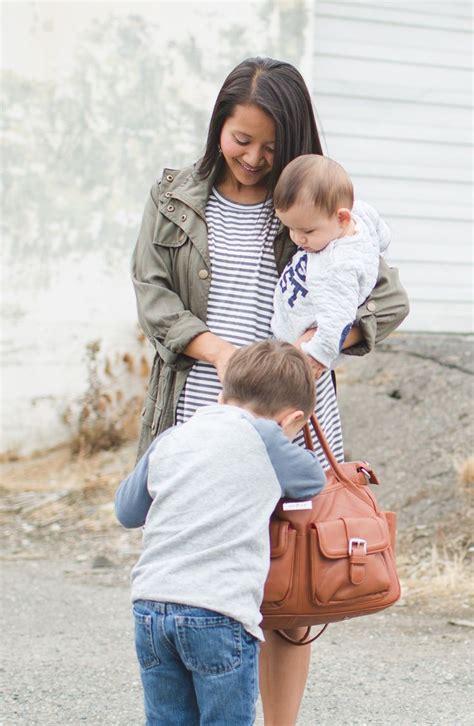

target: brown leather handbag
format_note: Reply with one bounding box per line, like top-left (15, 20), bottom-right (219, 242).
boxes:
top-left (260, 414), bottom-right (400, 644)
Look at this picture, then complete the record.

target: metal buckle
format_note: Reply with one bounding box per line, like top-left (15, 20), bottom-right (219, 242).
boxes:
top-left (348, 538), bottom-right (367, 555)
top-left (359, 467), bottom-right (371, 481)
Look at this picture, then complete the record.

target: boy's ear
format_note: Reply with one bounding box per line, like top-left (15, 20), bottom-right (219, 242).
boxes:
top-left (278, 408), bottom-right (306, 430)
top-left (336, 208), bottom-right (352, 227)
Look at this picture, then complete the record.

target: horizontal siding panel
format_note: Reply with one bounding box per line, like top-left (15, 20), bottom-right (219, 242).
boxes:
top-left (380, 2), bottom-right (472, 19)
top-left (352, 177), bottom-right (471, 211)
top-left (392, 260), bottom-right (473, 290)
top-left (389, 237), bottom-right (472, 266)
top-left (400, 300), bottom-right (473, 333)
top-left (350, 165), bottom-right (471, 185)
top-left (313, 39), bottom-right (470, 70)
top-left (383, 203), bottom-right (471, 223)
top-left (314, 55), bottom-right (471, 93)
top-left (324, 135), bottom-right (471, 172)
top-left (316, 2), bottom-right (472, 34)
top-left (399, 283), bottom-right (472, 303)
top-left (315, 96), bottom-right (471, 132)
top-left (323, 117), bottom-right (471, 146)
top-left (312, 76), bottom-right (471, 108)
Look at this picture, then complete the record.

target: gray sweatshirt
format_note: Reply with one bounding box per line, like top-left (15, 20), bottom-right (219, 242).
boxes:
top-left (115, 404), bottom-right (325, 640)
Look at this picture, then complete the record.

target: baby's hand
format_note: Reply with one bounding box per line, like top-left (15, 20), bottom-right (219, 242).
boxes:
top-left (294, 327), bottom-right (317, 349)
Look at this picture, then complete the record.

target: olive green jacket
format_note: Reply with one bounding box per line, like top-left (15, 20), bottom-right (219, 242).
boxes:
top-left (132, 163), bottom-right (409, 458)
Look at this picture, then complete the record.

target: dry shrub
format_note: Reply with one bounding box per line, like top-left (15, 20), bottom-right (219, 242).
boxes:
top-left (68, 340), bottom-right (143, 457)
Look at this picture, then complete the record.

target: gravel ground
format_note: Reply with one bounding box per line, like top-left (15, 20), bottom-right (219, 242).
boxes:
top-left (1, 333), bottom-right (473, 725)
top-left (1, 559), bottom-right (472, 726)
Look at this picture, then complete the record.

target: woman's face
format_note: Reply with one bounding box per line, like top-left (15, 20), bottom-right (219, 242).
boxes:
top-left (219, 104), bottom-right (275, 189)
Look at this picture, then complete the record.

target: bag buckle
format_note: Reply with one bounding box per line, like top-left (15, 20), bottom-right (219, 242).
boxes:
top-left (348, 538), bottom-right (367, 555)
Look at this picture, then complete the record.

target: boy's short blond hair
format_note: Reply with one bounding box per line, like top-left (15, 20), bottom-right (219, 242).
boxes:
top-left (222, 340), bottom-right (316, 418)
top-left (274, 154), bottom-right (354, 216)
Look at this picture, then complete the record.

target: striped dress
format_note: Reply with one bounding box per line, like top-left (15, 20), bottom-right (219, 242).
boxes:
top-left (176, 187), bottom-right (343, 468)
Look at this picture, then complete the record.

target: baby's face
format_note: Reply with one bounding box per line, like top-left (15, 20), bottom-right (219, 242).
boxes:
top-left (276, 202), bottom-right (346, 253)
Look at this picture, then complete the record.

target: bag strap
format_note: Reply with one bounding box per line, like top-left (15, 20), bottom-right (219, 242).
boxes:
top-left (304, 414), bottom-right (380, 507)
top-left (304, 414), bottom-right (353, 485)
top-left (275, 624), bottom-right (329, 646)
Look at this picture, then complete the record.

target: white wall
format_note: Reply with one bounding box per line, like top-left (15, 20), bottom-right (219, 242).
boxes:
top-left (0, 0), bottom-right (307, 456)
top-left (311, 0), bottom-right (473, 333)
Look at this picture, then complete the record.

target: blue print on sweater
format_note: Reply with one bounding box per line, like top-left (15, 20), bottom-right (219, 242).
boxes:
top-left (339, 323), bottom-right (353, 350)
top-left (279, 254), bottom-right (308, 308)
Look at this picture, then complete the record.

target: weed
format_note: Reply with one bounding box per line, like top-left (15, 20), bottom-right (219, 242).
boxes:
top-left (65, 342), bottom-right (140, 457)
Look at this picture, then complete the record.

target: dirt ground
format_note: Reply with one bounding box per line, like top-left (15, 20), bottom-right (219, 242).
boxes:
top-left (1, 333), bottom-right (473, 725)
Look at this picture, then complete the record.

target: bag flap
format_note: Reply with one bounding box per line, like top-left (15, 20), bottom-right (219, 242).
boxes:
top-left (315, 517), bottom-right (390, 559)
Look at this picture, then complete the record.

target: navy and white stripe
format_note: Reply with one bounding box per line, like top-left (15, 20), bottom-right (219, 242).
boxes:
top-left (176, 187), bottom-right (343, 468)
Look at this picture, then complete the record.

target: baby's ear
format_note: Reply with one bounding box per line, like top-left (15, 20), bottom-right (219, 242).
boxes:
top-left (217, 392), bottom-right (224, 404)
top-left (337, 208), bottom-right (352, 226)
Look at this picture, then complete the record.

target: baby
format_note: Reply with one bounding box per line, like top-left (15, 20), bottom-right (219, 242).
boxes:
top-left (271, 154), bottom-right (390, 373)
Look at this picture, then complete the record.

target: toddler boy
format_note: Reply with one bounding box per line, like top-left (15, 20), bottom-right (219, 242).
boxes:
top-left (115, 340), bottom-right (326, 726)
top-left (271, 154), bottom-right (390, 375)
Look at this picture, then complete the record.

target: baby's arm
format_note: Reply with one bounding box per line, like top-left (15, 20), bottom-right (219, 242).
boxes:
top-left (115, 429), bottom-right (173, 528)
top-left (250, 419), bottom-right (326, 498)
top-left (301, 262), bottom-right (361, 368)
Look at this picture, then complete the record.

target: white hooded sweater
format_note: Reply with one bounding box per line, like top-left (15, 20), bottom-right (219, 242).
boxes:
top-left (271, 201), bottom-right (390, 368)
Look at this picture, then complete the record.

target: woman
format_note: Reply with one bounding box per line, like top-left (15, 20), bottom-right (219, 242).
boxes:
top-left (132, 57), bottom-right (408, 725)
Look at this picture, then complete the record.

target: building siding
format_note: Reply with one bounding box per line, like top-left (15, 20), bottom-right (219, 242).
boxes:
top-left (311, 0), bottom-right (473, 332)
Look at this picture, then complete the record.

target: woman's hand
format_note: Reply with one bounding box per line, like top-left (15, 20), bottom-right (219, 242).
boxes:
top-left (212, 342), bottom-right (238, 383)
top-left (184, 332), bottom-right (237, 383)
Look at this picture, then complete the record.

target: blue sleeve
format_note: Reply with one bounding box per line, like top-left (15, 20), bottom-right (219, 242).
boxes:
top-left (114, 429), bottom-right (173, 528)
top-left (249, 418), bottom-right (326, 499)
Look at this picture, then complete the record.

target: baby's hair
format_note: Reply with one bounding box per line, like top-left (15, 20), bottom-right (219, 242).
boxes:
top-left (222, 340), bottom-right (316, 418)
top-left (274, 154), bottom-right (354, 216)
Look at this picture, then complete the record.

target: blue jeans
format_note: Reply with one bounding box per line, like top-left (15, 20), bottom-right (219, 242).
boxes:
top-left (133, 600), bottom-right (260, 726)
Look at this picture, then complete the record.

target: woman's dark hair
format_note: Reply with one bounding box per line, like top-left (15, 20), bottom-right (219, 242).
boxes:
top-left (198, 57), bottom-right (323, 193)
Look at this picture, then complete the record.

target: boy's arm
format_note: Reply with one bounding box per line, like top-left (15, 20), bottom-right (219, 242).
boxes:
top-left (250, 419), bottom-right (326, 499)
top-left (115, 428), bottom-right (173, 528)
top-left (115, 443), bottom-right (154, 528)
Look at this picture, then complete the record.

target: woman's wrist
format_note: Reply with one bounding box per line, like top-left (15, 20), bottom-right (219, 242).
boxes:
top-left (341, 325), bottom-right (363, 350)
top-left (184, 332), bottom-right (237, 381)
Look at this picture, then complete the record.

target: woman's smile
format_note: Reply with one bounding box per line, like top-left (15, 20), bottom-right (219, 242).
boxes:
top-left (238, 159), bottom-right (266, 174)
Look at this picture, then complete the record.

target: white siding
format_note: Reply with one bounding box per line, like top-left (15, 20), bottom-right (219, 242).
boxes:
top-left (311, 0), bottom-right (473, 332)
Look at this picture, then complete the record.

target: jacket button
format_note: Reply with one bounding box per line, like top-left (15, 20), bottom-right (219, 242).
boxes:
top-left (181, 214), bottom-right (187, 222)
top-left (164, 191), bottom-right (172, 198)
top-left (166, 174), bottom-right (174, 182)
top-left (198, 269), bottom-right (209, 280)
top-left (366, 300), bottom-right (377, 312)
top-left (167, 204), bottom-right (175, 213)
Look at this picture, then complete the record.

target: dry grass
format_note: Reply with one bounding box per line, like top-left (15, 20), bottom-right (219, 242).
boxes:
top-left (400, 537), bottom-right (473, 612)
